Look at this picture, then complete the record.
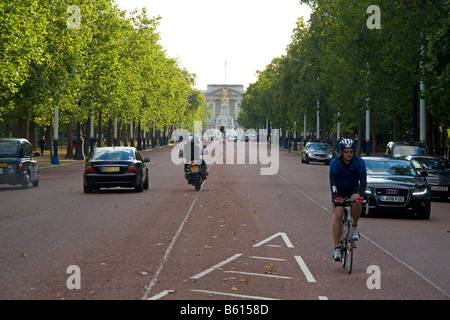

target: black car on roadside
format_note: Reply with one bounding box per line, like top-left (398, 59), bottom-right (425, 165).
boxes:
top-left (363, 157), bottom-right (431, 219)
top-left (83, 147), bottom-right (149, 193)
top-left (0, 138), bottom-right (40, 188)
top-left (404, 155), bottom-right (450, 201)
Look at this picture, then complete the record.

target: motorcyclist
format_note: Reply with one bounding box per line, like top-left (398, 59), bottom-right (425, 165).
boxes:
top-left (179, 134), bottom-right (208, 176)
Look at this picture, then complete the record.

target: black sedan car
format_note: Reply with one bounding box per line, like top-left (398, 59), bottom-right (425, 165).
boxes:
top-left (84, 147), bottom-right (149, 193)
top-left (405, 155), bottom-right (450, 200)
top-left (0, 138), bottom-right (40, 188)
top-left (301, 142), bottom-right (334, 165)
top-left (363, 157), bottom-right (431, 219)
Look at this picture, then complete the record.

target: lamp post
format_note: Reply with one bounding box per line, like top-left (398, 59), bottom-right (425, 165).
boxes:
top-left (293, 121), bottom-right (297, 151)
top-left (152, 121), bottom-right (155, 148)
top-left (51, 106), bottom-right (60, 165)
top-left (73, 100), bottom-right (85, 160)
top-left (113, 115), bottom-right (117, 146)
top-left (89, 109), bottom-right (94, 156)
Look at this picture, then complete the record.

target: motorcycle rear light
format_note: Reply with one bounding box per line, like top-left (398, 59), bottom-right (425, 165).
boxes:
top-left (127, 163), bottom-right (137, 172)
top-left (85, 164), bottom-right (94, 173)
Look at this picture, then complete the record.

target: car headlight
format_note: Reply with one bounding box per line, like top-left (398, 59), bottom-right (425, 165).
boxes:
top-left (365, 187), bottom-right (372, 195)
top-left (327, 153), bottom-right (333, 158)
top-left (412, 187), bottom-right (428, 195)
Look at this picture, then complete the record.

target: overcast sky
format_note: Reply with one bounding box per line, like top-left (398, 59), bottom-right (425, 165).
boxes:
top-left (114, 0), bottom-right (312, 91)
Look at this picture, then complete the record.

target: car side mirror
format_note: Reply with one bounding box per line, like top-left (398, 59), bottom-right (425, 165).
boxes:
top-left (144, 158), bottom-right (150, 163)
top-left (419, 170), bottom-right (428, 177)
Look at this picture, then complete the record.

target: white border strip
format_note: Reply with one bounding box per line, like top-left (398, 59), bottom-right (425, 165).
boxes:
top-left (294, 256), bottom-right (316, 283)
top-left (191, 289), bottom-right (278, 300)
top-left (142, 194), bottom-right (200, 300)
top-left (191, 254), bottom-right (243, 280)
top-left (224, 270), bottom-right (292, 279)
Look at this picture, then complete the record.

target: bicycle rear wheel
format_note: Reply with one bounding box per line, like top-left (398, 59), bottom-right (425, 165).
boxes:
top-left (346, 223), bottom-right (354, 274)
top-left (340, 223), bottom-right (347, 268)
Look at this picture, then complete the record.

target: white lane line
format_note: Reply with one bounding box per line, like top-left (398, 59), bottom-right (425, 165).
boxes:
top-left (318, 296), bottom-right (328, 300)
top-left (295, 256), bottom-right (316, 283)
top-left (142, 194), bottom-right (200, 300)
top-left (191, 289), bottom-right (278, 300)
top-left (147, 289), bottom-right (176, 300)
top-left (190, 253), bottom-right (243, 280)
top-left (223, 270), bottom-right (292, 279)
top-left (278, 173), bottom-right (450, 298)
top-left (249, 256), bottom-right (287, 261)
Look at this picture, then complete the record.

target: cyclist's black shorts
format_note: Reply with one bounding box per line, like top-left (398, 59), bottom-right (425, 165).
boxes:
top-left (333, 185), bottom-right (360, 207)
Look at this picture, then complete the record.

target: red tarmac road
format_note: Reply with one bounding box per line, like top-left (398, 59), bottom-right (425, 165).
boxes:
top-left (0, 142), bottom-right (449, 300)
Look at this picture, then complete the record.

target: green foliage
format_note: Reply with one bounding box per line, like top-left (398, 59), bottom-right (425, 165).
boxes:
top-left (240, 0), bottom-right (449, 150)
top-left (0, 0), bottom-right (206, 136)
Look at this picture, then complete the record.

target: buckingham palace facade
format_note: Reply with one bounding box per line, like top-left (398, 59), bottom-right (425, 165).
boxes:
top-left (203, 84), bottom-right (244, 129)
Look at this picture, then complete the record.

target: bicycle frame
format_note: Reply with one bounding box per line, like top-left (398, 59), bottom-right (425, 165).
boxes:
top-left (337, 198), bottom-right (367, 274)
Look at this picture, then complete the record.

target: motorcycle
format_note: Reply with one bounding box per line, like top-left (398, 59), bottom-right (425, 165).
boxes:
top-left (179, 146), bottom-right (208, 191)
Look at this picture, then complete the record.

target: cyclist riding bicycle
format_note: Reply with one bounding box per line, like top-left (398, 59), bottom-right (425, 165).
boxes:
top-left (329, 138), bottom-right (367, 261)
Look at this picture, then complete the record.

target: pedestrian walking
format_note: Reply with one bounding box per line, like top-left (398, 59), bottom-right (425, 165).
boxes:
top-left (39, 136), bottom-right (46, 155)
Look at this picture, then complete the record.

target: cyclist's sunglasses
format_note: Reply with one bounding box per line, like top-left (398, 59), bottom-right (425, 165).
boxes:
top-left (342, 150), bottom-right (354, 154)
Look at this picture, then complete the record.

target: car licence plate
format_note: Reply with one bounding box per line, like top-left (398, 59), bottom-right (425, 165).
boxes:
top-left (102, 167), bottom-right (120, 172)
top-left (191, 166), bottom-right (199, 173)
top-left (379, 196), bottom-right (404, 202)
top-left (0, 163), bottom-right (7, 167)
top-left (431, 186), bottom-right (448, 191)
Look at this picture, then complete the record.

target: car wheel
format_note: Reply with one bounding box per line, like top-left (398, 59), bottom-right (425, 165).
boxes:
top-left (417, 209), bottom-right (430, 220)
top-left (143, 175), bottom-right (149, 190)
top-left (83, 181), bottom-right (93, 193)
top-left (135, 177), bottom-right (144, 192)
top-left (305, 155), bottom-right (309, 164)
top-left (22, 173), bottom-right (30, 188)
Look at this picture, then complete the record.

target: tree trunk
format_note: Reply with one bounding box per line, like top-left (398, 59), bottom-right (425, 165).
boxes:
top-left (65, 120), bottom-right (74, 159)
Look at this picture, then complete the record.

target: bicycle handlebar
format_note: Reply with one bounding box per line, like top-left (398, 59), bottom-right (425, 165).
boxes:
top-left (335, 197), bottom-right (369, 215)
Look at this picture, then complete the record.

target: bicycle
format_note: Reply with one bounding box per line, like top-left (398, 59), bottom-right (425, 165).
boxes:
top-left (335, 197), bottom-right (367, 274)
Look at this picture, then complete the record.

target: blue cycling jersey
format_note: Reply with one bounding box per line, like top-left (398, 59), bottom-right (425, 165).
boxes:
top-left (329, 156), bottom-right (366, 188)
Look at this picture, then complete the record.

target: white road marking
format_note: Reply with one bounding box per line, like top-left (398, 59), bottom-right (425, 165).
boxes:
top-left (223, 270), bottom-right (292, 279)
top-left (249, 256), bottom-right (287, 261)
top-left (318, 296), bottom-right (328, 300)
top-left (147, 290), bottom-right (175, 300)
top-left (191, 289), bottom-right (278, 300)
top-left (278, 173), bottom-right (450, 298)
top-left (190, 253), bottom-right (243, 280)
top-left (142, 193), bottom-right (200, 300)
top-left (252, 232), bottom-right (294, 248)
top-left (294, 256), bottom-right (316, 283)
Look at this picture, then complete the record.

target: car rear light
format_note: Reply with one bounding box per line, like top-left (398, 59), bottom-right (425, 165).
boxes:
top-left (85, 163), bottom-right (94, 173)
top-left (17, 161), bottom-right (23, 171)
top-left (127, 163), bottom-right (137, 172)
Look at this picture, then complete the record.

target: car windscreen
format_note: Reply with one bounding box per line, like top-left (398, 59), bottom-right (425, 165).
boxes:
top-left (412, 158), bottom-right (450, 172)
top-left (393, 145), bottom-right (427, 157)
top-left (90, 149), bottom-right (135, 161)
top-left (366, 160), bottom-right (417, 176)
top-left (0, 141), bottom-right (19, 157)
top-left (309, 144), bottom-right (329, 151)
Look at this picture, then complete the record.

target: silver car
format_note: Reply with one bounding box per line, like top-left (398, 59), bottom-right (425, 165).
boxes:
top-left (301, 142), bottom-right (333, 165)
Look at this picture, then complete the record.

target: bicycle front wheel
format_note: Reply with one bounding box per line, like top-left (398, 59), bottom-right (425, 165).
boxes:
top-left (346, 223), bottom-right (354, 274)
